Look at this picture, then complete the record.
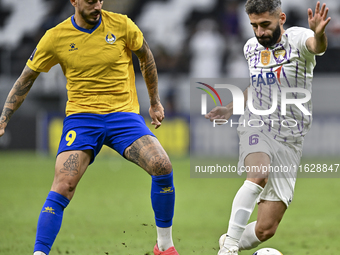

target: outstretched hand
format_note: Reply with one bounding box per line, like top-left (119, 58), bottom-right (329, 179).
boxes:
top-left (205, 106), bottom-right (232, 122)
top-left (308, 1), bottom-right (331, 37)
top-left (149, 102), bottom-right (165, 129)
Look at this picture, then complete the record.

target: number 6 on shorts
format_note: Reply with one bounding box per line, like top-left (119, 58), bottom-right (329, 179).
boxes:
top-left (249, 134), bottom-right (259, 145)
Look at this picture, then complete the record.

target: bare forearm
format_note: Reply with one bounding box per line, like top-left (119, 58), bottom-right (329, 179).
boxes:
top-left (306, 33), bottom-right (328, 54)
top-left (141, 54), bottom-right (159, 105)
top-left (313, 33), bottom-right (327, 54)
top-left (134, 39), bottom-right (160, 105)
top-left (0, 65), bottom-right (39, 124)
top-left (1, 83), bottom-right (32, 124)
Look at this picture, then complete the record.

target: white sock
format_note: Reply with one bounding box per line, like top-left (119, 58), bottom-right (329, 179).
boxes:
top-left (238, 221), bottom-right (262, 250)
top-left (33, 252), bottom-right (47, 255)
top-left (157, 226), bottom-right (174, 251)
top-left (226, 180), bottom-right (263, 240)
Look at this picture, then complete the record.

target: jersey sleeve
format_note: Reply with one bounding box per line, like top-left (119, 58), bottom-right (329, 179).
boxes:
top-left (294, 27), bottom-right (321, 57)
top-left (126, 17), bottom-right (144, 51)
top-left (26, 30), bottom-right (59, 72)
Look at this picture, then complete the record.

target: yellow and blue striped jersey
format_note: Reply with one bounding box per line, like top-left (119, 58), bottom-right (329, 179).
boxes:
top-left (27, 10), bottom-right (144, 116)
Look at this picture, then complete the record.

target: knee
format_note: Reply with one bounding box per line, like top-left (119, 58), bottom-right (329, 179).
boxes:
top-left (150, 155), bottom-right (172, 176)
top-left (255, 224), bottom-right (278, 242)
top-left (59, 181), bottom-right (77, 193)
top-left (51, 179), bottom-right (77, 200)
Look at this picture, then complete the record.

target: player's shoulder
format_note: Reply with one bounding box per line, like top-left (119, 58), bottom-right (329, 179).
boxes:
top-left (244, 37), bottom-right (258, 47)
top-left (285, 26), bottom-right (314, 37)
top-left (284, 26), bottom-right (315, 45)
top-left (44, 16), bottom-right (73, 38)
top-left (101, 10), bottom-right (129, 24)
top-left (243, 37), bottom-right (258, 53)
top-left (284, 26), bottom-right (315, 53)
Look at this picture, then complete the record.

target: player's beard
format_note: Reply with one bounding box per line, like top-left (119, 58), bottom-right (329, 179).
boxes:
top-left (81, 9), bottom-right (101, 26)
top-left (256, 22), bottom-right (282, 48)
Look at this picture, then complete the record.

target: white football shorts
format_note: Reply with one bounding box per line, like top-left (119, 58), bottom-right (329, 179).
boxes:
top-left (237, 127), bottom-right (303, 207)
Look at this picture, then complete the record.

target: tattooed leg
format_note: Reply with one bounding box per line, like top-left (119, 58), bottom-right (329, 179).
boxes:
top-left (59, 153), bottom-right (80, 177)
top-left (51, 150), bottom-right (92, 200)
top-left (124, 135), bottom-right (172, 176)
top-left (125, 135), bottom-right (175, 247)
top-left (34, 149), bottom-right (91, 255)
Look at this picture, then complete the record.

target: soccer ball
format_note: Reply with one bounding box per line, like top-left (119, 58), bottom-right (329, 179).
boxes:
top-left (252, 248), bottom-right (283, 255)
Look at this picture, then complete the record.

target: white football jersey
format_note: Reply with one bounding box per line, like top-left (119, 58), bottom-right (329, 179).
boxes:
top-left (238, 27), bottom-right (318, 146)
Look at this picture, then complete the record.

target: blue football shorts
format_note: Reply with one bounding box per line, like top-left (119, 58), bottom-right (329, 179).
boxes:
top-left (57, 112), bottom-right (155, 164)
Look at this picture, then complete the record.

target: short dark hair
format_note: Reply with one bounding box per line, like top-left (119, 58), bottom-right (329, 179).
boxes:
top-left (245, 0), bottom-right (281, 15)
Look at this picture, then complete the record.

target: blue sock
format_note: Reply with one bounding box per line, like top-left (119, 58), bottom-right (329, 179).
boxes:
top-left (151, 171), bottom-right (175, 228)
top-left (34, 191), bottom-right (70, 255)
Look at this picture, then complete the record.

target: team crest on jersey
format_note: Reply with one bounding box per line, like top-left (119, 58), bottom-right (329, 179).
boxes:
top-left (260, 50), bottom-right (271, 66)
top-left (105, 32), bottom-right (116, 44)
top-left (69, 43), bottom-right (78, 51)
top-left (274, 49), bottom-right (286, 64)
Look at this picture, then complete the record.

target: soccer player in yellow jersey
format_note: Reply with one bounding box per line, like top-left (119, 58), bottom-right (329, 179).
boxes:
top-left (0, 1), bottom-right (179, 255)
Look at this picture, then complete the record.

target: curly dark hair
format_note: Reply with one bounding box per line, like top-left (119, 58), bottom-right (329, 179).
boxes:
top-left (245, 0), bottom-right (281, 15)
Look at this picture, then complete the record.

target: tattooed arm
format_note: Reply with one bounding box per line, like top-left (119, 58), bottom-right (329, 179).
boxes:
top-left (0, 65), bottom-right (40, 137)
top-left (133, 38), bottom-right (164, 129)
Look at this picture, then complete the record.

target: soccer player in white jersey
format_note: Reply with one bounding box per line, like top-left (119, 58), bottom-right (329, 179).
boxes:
top-left (205, 1), bottom-right (331, 254)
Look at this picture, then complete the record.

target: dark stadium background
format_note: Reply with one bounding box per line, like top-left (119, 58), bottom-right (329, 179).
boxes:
top-left (1, 1), bottom-right (340, 254)
top-left (0, 0), bottom-right (339, 158)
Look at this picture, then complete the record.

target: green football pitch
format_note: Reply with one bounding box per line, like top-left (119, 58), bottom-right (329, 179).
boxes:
top-left (0, 152), bottom-right (339, 254)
